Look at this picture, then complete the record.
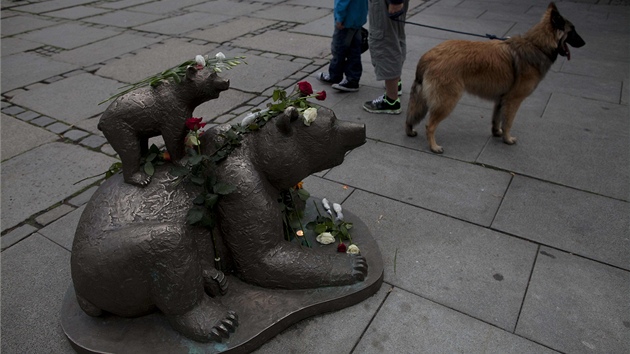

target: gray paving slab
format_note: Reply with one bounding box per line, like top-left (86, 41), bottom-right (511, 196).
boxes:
top-left (30, 115), bottom-right (56, 127)
top-left (0, 224), bottom-right (37, 251)
top-left (477, 93), bottom-right (629, 200)
top-left (10, 73), bottom-right (122, 125)
top-left (74, 116), bottom-right (102, 136)
top-left (97, 0), bottom-right (152, 10)
top-left (0, 142), bottom-right (117, 232)
top-left (1, 52), bottom-right (78, 93)
top-left (250, 4), bottom-right (330, 23)
top-left (1, 113), bottom-right (59, 161)
top-left (253, 285), bottom-right (389, 354)
top-left (571, 29), bottom-right (629, 63)
top-left (52, 32), bottom-right (162, 66)
top-left (516, 247), bottom-right (630, 354)
top-left (63, 129), bottom-right (90, 141)
top-left (193, 88), bottom-right (256, 121)
top-left (82, 9), bottom-right (165, 27)
top-left (96, 38), bottom-right (218, 84)
top-left (232, 30), bottom-right (332, 59)
top-left (537, 70), bottom-right (622, 104)
top-left (17, 22), bottom-right (120, 50)
top-left (286, 0), bottom-right (334, 9)
top-left (79, 134), bottom-right (108, 149)
top-left (344, 190), bottom-right (537, 330)
top-left (0, 14), bottom-right (58, 36)
top-left (493, 176), bottom-right (630, 270)
top-left (404, 12), bottom-right (515, 41)
top-left (11, 0), bottom-right (97, 13)
top-left (67, 185), bottom-right (98, 207)
top-left (125, 0), bottom-right (207, 14)
top-left (0, 37), bottom-right (43, 57)
top-left (216, 53), bottom-right (307, 93)
top-left (1, 234), bottom-right (74, 353)
top-left (354, 287), bottom-right (558, 354)
top-left (290, 13), bottom-right (334, 37)
top-left (325, 139), bottom-right (512, 226)
top-left (187, 17), bottom-right (277, 44)
top-left (133, 12), bottom-right (232, 35)
top-left (43, 5), bottom-right (112, 20)
top-left (39, 205), bottom-right (85, 251)
top-left (187, 0), bottom-right (271, 16)
top-left (34, 203), bottom-right (75, 226)
top-left (301, 175), bottom-right (354, 202)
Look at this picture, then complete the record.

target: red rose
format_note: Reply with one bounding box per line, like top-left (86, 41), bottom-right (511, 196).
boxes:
top-left (337, 242), bottom-right (347, 253)
top-left (185, 117), bottom-right (206, 131)
top-left (315, 90), bottom-right (326, 101)
top-left (161, 151), bottom-right (171, 161)
top-left (297, 81), bottom-right (313, 96)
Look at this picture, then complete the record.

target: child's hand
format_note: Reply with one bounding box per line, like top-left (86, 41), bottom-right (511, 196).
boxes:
top-left (336, 21), bottom-right (344, 30)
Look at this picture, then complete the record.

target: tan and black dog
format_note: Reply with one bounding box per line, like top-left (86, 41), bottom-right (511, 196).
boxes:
top-left (405, 2), bottom-right (585, 153)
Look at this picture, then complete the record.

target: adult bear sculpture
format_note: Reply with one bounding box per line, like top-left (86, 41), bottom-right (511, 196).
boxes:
top-left (71, 106), bottom-right (367, 343)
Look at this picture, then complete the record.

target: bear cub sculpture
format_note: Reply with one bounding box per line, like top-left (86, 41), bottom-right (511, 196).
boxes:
top-left (98, 66), bottom-right (229, 187)
top-left (71, 106), bottom-right (367, 343)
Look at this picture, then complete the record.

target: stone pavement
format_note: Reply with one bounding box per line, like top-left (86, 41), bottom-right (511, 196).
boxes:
top-left (1, 0), bottom-right (628, 352)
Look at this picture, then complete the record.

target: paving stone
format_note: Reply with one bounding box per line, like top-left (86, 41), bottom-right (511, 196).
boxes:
top-left (12, 0), bottom-right (97, 13)
top-left (493, 176), bottom-right (630, 270)
top-left (46, 122), bottom-right (71, 134)
top-left (214, 53), bottom-right (306, 93)
top-left (291, 13), bottom-right (334, 37)
top-left (24, 82), bottom-right (48, 91)
top-left (52, 33), bottom-right (161, 67)
top-left (67, 186), bottom-right (98, 207)
top-left (354, 287), bottom-right (558, 354)
top-left (17, 23), bottom-right (119, 50)
top-left (188, 17), bottom-right (277, 44)
top-left (39, 205), bottom-right (85, 251)
top-left (1, 114), bottom-right (58, 161)
top-left (96, 38), bottom-right (218, 84)
top-left (344, 190), bottom-right (537, 330)
top-left (98, 0), bottom-right (153, 10)
top-left (0, 234), bottom-right (74, 353)
top-left (100, 144), bottom-right (117, 156)
top-left (516, 247), bottom-right (630, 354)
top-left (79, 134), bottom-right (108, 148)
top-left (286, 0), bottom-right (334, 9)
top-left (188, 0), bottom-right (270, 16)
top-left (537, 70), bottom-right (622, 104)
top-left (0, 15), bottom-right (58, 36)
top-left (1, 52), bottom-right (77, 93)
top-left (193, 89), bottom-right (256, 121)
top-left (0, 142), bottom-right (117, 232)
top-left (251, 4), bottom-right (330, 23)
top-left (125, 0), bottom-right (207, 14)
top-left (63, 130), bottom-right (90, 141)
top-left (83, 10), bottom-right (165, 27)
top-left (405, 12), bottom-right (515, 41)
top-left (254, 284), bottom-right (389, 354)
top-left (301, 175), bottom-right (354, 202)
top-left (44, 5), bottom-right (111, 20)
top-left (134, 12), bottom-right (232, 35)
top-left (1, 37), bottom-right (42, 57)
top-left (11, 73), bottom-right (122, 125)
top-left (1, 105), bottom-right (26, 116)
top-left (34, 204), bottom-right (75, 226)
top-left (30, 116), bottom-right (55, 127)
top-left (327, 139), bottom-right (511, 225)
top-left (232, 30), bottom-right (331, 59)
top-left (1, 224), bottom-right (37, 251)
top-left (477, 93), bottom-right (628, 200)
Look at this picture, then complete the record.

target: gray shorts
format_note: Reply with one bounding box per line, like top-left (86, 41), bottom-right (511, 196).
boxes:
top-left (368, 0), bottom-right (408, 81)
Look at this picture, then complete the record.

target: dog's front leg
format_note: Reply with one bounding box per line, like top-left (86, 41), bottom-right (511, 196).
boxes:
top-left (491, 100), bottom-right (504, 137)
top-left (499, 98), bottom-right (526, 145)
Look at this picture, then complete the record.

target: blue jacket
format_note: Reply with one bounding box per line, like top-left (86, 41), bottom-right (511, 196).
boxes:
top-left (334, 0), bottom-right (368, 29)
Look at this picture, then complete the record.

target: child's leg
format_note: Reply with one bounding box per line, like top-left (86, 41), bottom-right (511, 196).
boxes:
top-left (329, 27), bottom-right (349, 82)
top-left (344, 28), bottom-right (363, 84)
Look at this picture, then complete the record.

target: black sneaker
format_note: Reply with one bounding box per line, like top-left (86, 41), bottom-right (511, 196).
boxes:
top-left (398, 80), bottom-right (402, 95)
top-left (363, 94), bottom-right (401, 114)
top-left (317, 72), bottom-right (339, 84)
top-left (332, 79), bottom-right (359, 92)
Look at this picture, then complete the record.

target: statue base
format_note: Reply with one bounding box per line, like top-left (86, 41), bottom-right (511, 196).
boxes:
top-left (61, 207), bottom-right (383, 353)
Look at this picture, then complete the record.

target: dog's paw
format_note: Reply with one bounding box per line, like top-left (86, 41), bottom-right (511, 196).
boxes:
top-left (430, 145), bottom-right (444, 154)
top-left (503, 136), bottom-right (517, 145)
top-left (406, 125), bottom-right (418, 137)
top-left (492, 128), bottom-right (503, 137)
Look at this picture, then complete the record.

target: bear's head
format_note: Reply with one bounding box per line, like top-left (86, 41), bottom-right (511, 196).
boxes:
top-left (251, 106), bottom-right (366, 189)
top-left (185, 66), bottom-right (230, 101)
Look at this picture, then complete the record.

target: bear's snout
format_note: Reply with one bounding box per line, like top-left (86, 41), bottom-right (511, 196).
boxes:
top-left (336, 120), bottom-right (366, 150)
top-left (215, 77), bottom-right (230, 91)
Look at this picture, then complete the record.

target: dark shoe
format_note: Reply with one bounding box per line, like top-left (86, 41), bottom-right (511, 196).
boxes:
top-left (398, 80), bottom-right (402, 95)
top-left (332, 79), bottom-right (359, 92)
top-left (317, 72), bottom-right (339, 84)
top-left (362, 94), bottom-right (401, 114)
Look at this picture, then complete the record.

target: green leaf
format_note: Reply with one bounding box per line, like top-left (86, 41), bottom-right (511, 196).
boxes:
top-left (149, 144), bottom-right (160, 154)
top-left (144, 161), bottom-right (155, 176)
top-left (297, 188), bottom-right (310, 201)
top-left (213, 182), bottom-right (236, 195)
top-left (146, 153), bottom-right (157, 162)
top-left (205, 194), bottom-right (219, 208)
top-left (170, 166), bottom-right (189, 177)
top-left (189, 154), bottom-right (203, 165)
top-left (191, 176), bottom-right (205, 185)
top-left (193, 194), bottom-right (206, 205)
top-left (314, 224), bottom-right (328, 235)
top-left (186, 207), bottom-right (204, 225)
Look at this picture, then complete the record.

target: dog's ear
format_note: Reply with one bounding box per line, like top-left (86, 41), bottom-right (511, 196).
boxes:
top-left (549, 3), bottom-right (565, 30)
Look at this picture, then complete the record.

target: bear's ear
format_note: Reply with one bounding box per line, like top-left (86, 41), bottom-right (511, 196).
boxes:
top-left (185, 65), bottom-right (197, 80)
top-left (275, 107), bottom-right (298, 135)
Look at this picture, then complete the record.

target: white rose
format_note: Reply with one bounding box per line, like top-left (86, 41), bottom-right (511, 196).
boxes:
top-left (241, 112), bottom-right (257, 126)
top-left (195, 55), bottom-right (206, 68)
top-left (302, 107), bottom-right (317, 126)
top-left (215, 52), bottom-right (226, 61)
top-left (316, 232), bottom-right (336, 245)
top-left (346, 244), bottom-right (360, 255)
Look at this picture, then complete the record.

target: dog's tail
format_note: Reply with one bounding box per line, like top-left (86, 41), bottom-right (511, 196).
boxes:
top-left (405, 74), bottom-right (428, 137)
